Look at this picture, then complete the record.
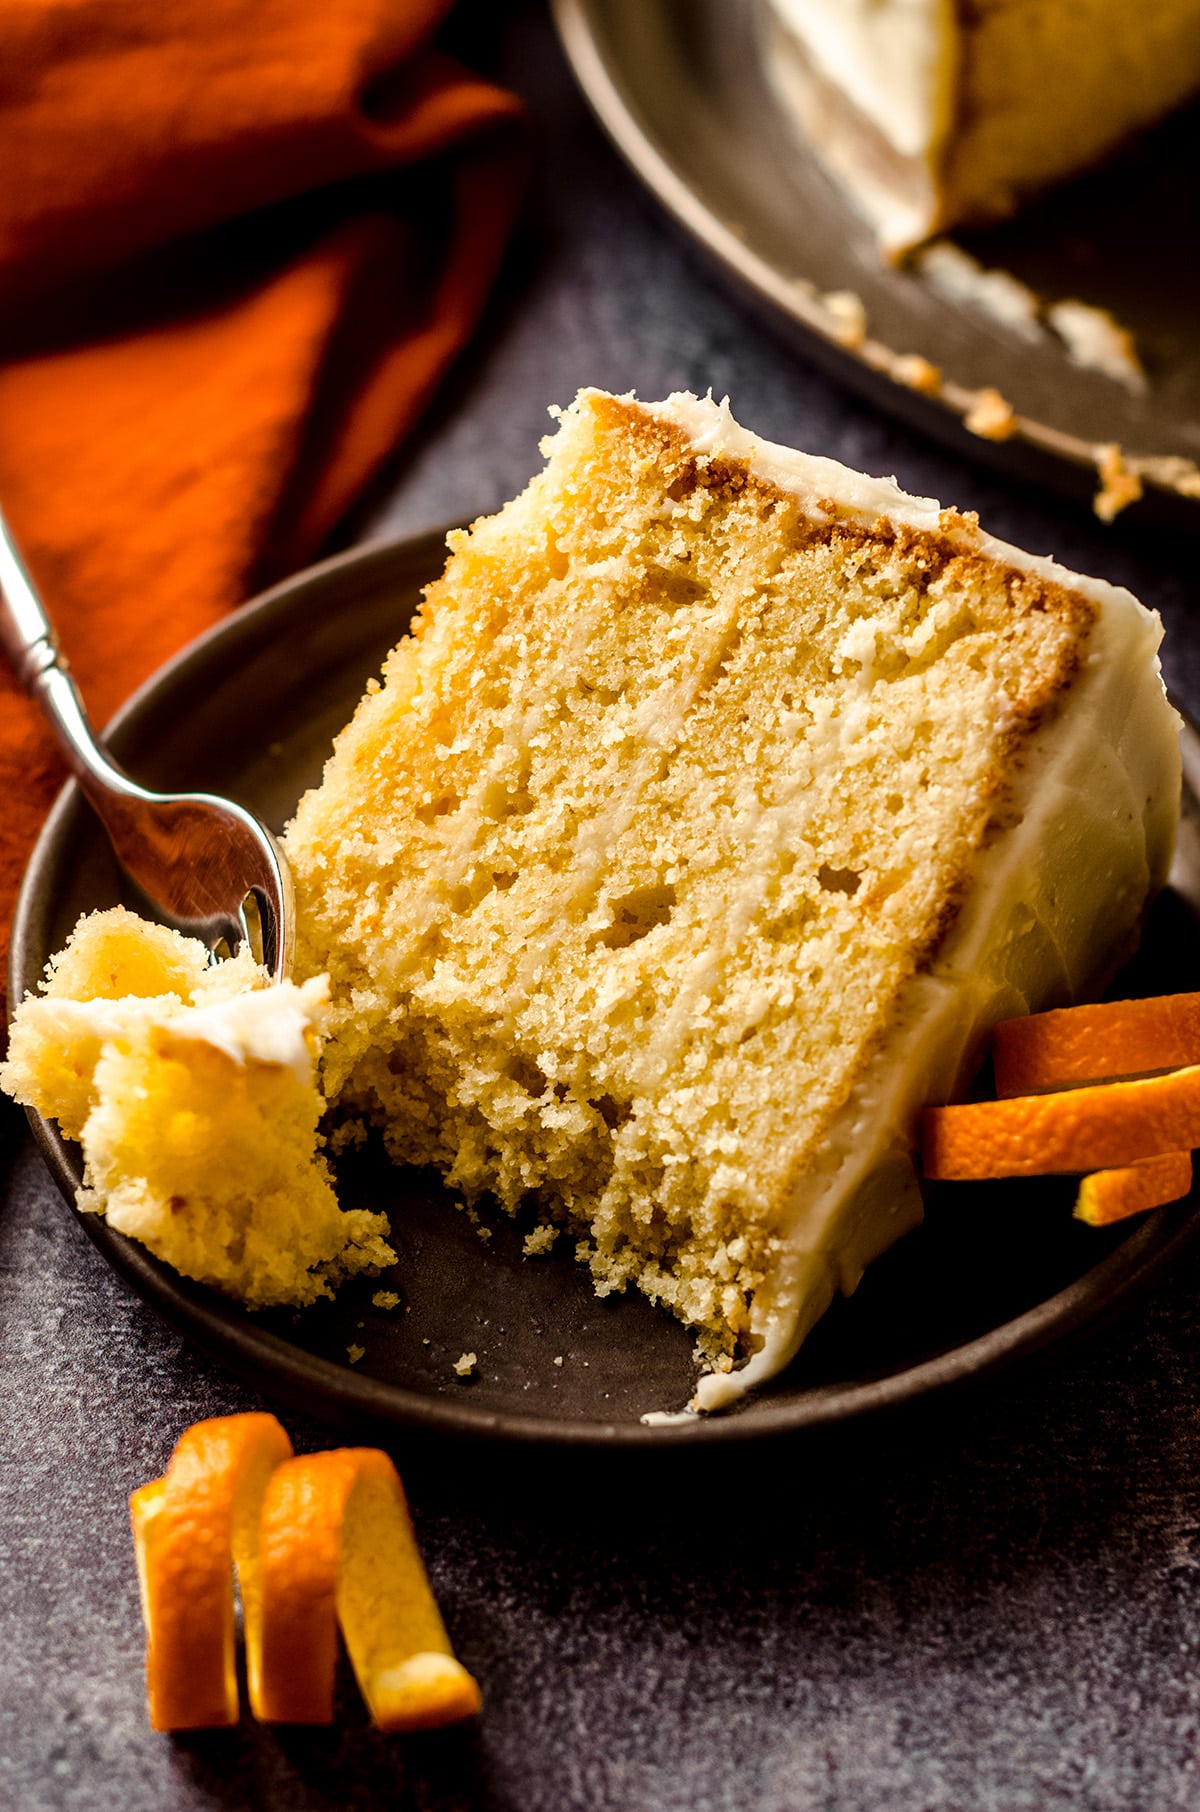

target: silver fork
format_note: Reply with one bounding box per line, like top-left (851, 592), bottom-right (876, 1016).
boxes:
top-left (0, 508), bottom-right (293, 982)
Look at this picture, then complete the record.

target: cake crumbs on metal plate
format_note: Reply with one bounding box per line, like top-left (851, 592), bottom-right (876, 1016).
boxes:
top-left (892, 353), bottom-right (941, 396)
top-left (964, 386), bottom-right (1017, 441)
top-left (1048, 299), bottom-right (1146, 392)
top-left (1094, 443), bottom-right (1143, 522)
top-left (821, 288), bottom-right (867, 349)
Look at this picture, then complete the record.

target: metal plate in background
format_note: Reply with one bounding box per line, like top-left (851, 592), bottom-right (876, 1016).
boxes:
top-left (10, 533), bottom-right (1200, 1447)
top-left (553, 0), bottom-right (1200, 524)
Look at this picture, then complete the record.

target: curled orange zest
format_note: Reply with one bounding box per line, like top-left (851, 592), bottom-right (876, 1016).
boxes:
top-left (994, 992), bottom-right (1200, 1097)
top-left (1075, 1151), bottom-right (1193, 1226)
top-left (921, 1063), bottom-right (1200, 1181)
top-left (130, 1412), bottom-right (293, 1731)
top-left (253, 1448), bottom-right (481, 1732)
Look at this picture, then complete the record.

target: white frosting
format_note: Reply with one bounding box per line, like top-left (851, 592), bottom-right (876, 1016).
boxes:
top-left (768, 0), bottom-right (955, 161)
top-left (1047, 299), bottom-right (1147, 393)
top-left (650, 391), bottom-right (943, 532)
top-left (165, 976), bottom-right (330, 1084)
top-left (637, 393), bottom-right (1180, 1414)
top-left (916, 242), bottom-right (1046, 344)
top-left (23, 995), bottom-right (173, 1046)
top-left (765, 0), bottom-right (961, 245)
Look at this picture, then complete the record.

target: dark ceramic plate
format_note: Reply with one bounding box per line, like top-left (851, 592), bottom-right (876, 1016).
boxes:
top-left (552, 0), bottom-right (1200, 524)
top-left (11, 531), bottom-right (1200, 1446)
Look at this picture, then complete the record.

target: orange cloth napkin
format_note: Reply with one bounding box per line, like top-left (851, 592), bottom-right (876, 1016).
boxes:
top-left (0, 0), bottom-right (526, 1012)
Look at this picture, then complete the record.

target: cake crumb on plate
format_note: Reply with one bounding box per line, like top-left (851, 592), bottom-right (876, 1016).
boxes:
top-left (1094, 443), bottom-right (1144, 521)
top-left (964, 386), bottom-right (1018, 441)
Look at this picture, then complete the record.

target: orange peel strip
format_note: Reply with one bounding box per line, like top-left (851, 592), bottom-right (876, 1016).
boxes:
top-left (922, 1063), bottom-right (1200, 1181)
top-left (994, 993), bottom-right (1200, 1097)
top-left (130, 1412), bottom-right (293, 1731)
top-left (1075, 1151), bottom-right (1193, 1227)
top-left (253, 1448), bottom-right (481, 1732)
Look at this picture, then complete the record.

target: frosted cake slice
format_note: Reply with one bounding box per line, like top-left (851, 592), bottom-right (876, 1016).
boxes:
top-left (766, 0), bottom-right (1200, 253)
top-left (285, 390), bottom-right (1179, 1409)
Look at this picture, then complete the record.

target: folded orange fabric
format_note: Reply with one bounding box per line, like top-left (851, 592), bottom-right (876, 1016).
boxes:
top-left (0, 0), bottom-right (527, 1013)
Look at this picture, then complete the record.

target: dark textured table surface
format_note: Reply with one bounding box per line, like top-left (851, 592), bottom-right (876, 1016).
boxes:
top-left (6, 8), bottom-right (1200, 1809)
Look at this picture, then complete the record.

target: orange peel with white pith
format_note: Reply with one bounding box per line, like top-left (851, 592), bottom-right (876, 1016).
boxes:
top-left (1074, 1151), bottom-right (1193, 1226)
top-left (994, 992), bottom-right (1200, 1097)
top-left (253, 1447), bottom-right (481, 1732)
top-left (130, 1412), bottom-right (293, 1731)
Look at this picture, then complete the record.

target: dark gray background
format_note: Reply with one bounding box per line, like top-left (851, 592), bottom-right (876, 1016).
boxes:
top-left (5, 6), bottom-right (1200, 1809)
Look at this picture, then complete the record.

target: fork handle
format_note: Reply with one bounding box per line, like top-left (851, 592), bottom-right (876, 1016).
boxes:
top-left (0, 505), bottom-right (135, 802)
top-left (0, 505), bottom-right (62, 689)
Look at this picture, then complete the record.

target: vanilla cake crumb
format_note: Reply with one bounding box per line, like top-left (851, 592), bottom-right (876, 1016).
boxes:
top-left (892, 353), bottom-right (941, 395)
top-left (453, 1352), bottom-right (477, 1378)
top-left (347, 1344), bottom-right (365, 1364)
top-left (1094, 443), bottom-right (1144, 523)
top-left (0, 907), bottom-right (395, 1307)
top-left (523, 1225), bottom-right (558, 1257)
top-left (821, 288), bottom-right (868, 348)
top-left (372, 1290), bottom-right (401, 1310)
top-left (964, 386), bottom-right (1018, 441)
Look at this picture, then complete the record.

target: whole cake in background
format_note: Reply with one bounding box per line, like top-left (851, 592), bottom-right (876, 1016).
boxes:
top-left (285, 388), bottom-right (1179, 1411)
top-left (765, 0), bottom-right (1200, 254)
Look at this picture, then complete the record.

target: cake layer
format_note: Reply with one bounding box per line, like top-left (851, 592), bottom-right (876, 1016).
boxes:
top-left (285, 390), bottom-right (1179, 1408)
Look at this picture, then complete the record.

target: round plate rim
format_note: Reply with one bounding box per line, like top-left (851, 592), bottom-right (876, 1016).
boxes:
top-left (550, 0), bottom-right (1200, 521)
top-left (9, 530), bottom-right (1199, 1448)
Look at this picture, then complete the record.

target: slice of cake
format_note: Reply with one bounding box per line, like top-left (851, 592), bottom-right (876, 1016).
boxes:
top-left (765, 0), bottom-right (1200, 253)
top-left (285, 389), bottom-right (1179, 1409)
top-left (1, 908), bottom-right (395, 1307)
